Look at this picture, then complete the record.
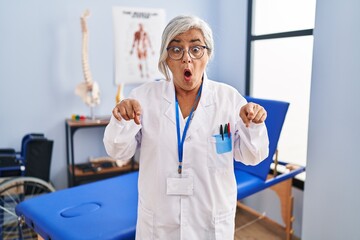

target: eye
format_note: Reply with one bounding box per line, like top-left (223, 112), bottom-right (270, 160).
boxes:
top-left (171, 47), bottom-right (182, 54)
top-left (191, 46), bottom-right (201, 54)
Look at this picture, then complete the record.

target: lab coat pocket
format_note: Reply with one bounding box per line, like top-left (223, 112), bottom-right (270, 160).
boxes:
top-left (136, 201), bottom-right (154, 240)
top-left (208, 135), bottom-right (233, 169)
top-left (213, 208), bottom-right (236, 240)
top-left (213, 134), bottom-right (232, 154)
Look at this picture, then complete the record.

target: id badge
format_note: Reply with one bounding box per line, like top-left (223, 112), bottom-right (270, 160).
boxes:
top-left (166, 176), bottom-right (194, 196)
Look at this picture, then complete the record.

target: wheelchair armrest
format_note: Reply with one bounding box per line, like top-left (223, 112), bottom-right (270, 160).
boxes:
top-left (0, 148), bottom-right (16, 154)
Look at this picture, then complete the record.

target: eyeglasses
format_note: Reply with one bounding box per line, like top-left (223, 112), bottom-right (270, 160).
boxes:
top-left (166, 45), bottom-right (209, 60)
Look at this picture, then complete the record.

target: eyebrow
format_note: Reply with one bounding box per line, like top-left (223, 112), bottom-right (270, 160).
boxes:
top-left (169, 39), bottom-right (180, 44)
top-left (190, 38), bottom-right (202, 43)
top-left (169, 38), bottom-right (202, 44)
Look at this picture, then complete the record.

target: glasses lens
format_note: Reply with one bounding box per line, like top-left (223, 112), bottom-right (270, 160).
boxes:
top-left (189, 46), bottom-right (205, 59)
top-left (168, 47), bottom-right (183, 60)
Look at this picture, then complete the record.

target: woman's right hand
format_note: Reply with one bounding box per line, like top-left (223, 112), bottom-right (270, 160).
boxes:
top-left (112, 99), bottom-right (142, 125)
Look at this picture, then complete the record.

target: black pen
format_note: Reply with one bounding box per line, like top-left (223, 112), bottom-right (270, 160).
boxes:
top-left (220, 124), bottom-right (224, 140)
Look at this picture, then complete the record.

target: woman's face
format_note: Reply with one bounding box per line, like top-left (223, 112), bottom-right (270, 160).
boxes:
top-left (166, 28), bottom-right (209, 94)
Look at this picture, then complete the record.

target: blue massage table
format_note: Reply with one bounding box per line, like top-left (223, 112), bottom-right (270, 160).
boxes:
top-left (15, 97), bottom-right (305, 240)
top-left (16, 172), bottom-right (139, 240)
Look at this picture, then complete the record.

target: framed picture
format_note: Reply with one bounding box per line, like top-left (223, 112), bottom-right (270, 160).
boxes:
top-left (113, 6), bottom-right (166, 84)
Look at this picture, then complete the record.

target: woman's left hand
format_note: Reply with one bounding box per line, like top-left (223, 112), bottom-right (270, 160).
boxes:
top-left (240, 102), bottom-right (267, 127)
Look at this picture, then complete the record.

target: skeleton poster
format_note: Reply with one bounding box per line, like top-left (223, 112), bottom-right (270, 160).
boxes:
top-left (113, 7), bottom-right (166, 84)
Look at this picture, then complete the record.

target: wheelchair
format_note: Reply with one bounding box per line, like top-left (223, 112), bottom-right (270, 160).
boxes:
top-left (0, 133), bottom-right (55, 240)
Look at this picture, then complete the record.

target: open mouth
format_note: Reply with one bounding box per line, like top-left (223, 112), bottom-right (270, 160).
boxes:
top-left (184, 69), bottom-right (192, 81)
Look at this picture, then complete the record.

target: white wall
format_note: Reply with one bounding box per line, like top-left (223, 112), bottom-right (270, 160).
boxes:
top-left (212, 0), bottom-right (248, 93)
top-left (302, 0), bottom-right (360, 239)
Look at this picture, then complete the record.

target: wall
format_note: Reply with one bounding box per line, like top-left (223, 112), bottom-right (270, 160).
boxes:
top-left (212, 0), bottom-right (248, 93)
top-left (302, 0), bottom-right (360, 239)
top-left (0, 0), bottom-right (219, 189)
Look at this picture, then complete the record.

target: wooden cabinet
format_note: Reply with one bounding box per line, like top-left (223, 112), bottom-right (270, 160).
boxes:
top-left (65, 117), bottom-right (138, 187)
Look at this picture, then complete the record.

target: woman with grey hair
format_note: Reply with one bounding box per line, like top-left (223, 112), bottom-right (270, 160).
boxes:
top-left (104, 15), bottom-right (269, 239)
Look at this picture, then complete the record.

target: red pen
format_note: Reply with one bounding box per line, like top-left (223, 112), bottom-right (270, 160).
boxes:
top-left (227, 122), bottom-right (230, 137)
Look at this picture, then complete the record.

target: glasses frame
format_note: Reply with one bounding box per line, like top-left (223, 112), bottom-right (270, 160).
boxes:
top-left (166, 45), bottom-right (209, 60)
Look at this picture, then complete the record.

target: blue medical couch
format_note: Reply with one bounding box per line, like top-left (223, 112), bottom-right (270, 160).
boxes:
top-left (16, 172), bottom-right (139, 240)
top-left (15, 97), bottom-right (305, 240)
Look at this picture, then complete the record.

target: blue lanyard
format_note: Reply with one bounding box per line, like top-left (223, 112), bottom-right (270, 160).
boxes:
top-left (175, 84), bottom-right (203, 174)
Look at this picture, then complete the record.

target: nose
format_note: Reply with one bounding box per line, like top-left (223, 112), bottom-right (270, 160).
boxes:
top-left (182, 50), bottom-right (192, 63)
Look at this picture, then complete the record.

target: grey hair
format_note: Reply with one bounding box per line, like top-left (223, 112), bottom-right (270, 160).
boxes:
top-left (158, 15), bottom-right (214, 81)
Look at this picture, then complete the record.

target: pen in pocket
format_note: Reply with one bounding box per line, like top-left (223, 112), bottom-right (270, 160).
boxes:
top-left (219, 123), bottom-right (231, 140)
top-left (227, 122), bottom-right (230, 137)
top-left (220, 124), bottom-right (224, 140)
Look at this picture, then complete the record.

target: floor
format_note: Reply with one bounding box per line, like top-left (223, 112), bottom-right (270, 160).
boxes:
top-left (234, 207), bottom-right (300, 240)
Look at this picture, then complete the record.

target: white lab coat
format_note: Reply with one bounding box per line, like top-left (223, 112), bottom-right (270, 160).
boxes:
top-left (103, 76), bottom-right (269, 240)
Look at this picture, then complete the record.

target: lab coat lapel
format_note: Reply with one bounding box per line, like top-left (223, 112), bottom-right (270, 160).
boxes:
top-left (163, 81), bottom-right (176, 125)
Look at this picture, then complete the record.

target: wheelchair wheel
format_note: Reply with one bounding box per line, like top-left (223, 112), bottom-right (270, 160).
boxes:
top-left (0, 177), bottom-right (55, 240)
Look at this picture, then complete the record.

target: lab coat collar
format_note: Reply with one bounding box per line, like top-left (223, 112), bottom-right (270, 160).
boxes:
top-left (163, 74), bottom-right (215, 137)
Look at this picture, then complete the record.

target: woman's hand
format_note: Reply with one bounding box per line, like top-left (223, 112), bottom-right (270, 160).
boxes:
top-left (240, 102), bottom-right (267, 127)
top-left (112, 99), bottom-right (142, 125)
